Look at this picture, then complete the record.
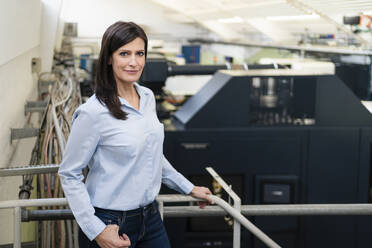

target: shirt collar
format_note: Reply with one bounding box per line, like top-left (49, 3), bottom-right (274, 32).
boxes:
top-left (118, 82), bottom-right (149, 108)
top-left (134, 82), bottom-right (149, 97)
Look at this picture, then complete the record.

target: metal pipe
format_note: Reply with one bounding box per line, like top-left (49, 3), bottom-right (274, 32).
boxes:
top-left (168, 64), bottom-right (227, 76)
top-left (14, 207), bottom-right (21, 248)
top-left (241, 203), bottom-right (372, 216)
top-left (7, 196), bottom-right (372, 248)
top-left (157, 194), bottom-right (198, 202)
top-left (6, 197), bottom-right (372, 216)
top-left (0, 198), bottom-right (67, 209)
top-left (233, 200), bottom-right (241, 248)
top-left (0, 164), bottom-right (59, 177)
top-left (66, 220), bottom-right (73, 248)
top-left (73, 221), bottom-right (79, 248)
top-left (188, 38), bottom-right (372, 56)
top-left (23, 209), bottom-right (73, 221)
top-left (167, 64), bottom-right (281, 76)
top-left (165, 204), bottom-right (372, 216)
top-left (158, 201), bottom-right (164, 220)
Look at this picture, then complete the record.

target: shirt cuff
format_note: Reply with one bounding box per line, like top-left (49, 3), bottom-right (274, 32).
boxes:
top-left (181, 179), bottom-right (195, 195)
top-left (84, 215), bottom-right (107, 241)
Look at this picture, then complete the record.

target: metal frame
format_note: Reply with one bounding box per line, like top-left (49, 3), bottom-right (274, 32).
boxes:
top-left (10, 128), bottom-right (40, 142)
top-left (0, 195), bottom-right (281, 248)
top-left (22, 203), bottom-right (372, 220)
top-left (24, 101), bottom-right (48, 115)
top-left (2, 165), bottom-right (371, 248)
top-left (188, 38), bottom-right (372, 56)
top-left (5, 196), bottom-right (372, 247)
top-left (0, 164), bottom-right (59, 177)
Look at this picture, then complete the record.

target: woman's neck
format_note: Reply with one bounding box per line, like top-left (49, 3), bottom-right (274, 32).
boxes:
top-left (117, 81), bottom-right (137, 100)
top-left (116, 81), bottom-right (140, 110)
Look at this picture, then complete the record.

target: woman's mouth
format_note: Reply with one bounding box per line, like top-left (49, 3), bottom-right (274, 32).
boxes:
top-left (125, 70), bottom-right (139, 74)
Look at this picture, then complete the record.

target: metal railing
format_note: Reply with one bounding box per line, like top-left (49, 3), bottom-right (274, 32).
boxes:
top-left (4, 196), bottom-right (372, 247)
top-left (3, 168), bottom-right (372, 248)
top-left (0, 194), bottom-right (281, 248)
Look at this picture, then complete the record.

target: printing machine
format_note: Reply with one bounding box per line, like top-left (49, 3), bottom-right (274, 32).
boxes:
top-left (80, 57), bottom-right (372, 247)
top-left (151, 67), bottom-right (372, 248)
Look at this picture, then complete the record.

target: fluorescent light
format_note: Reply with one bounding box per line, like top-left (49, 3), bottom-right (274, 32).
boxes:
top-left (266, 14), bottom-right (320, 21)
top-left (218, 16), bottom-right (244, 23)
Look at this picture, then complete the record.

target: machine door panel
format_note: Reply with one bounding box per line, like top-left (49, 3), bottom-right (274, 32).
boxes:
top-left (167, 130), bottom-right (306, 248)
top-left (304, 128), bottom-right (360, 248)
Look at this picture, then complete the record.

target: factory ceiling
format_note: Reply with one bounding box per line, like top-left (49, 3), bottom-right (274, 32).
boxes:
top-left (151, 0), bottom-right (372, 46)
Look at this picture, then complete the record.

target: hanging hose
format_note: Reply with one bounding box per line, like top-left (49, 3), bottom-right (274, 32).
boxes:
top-left (18, 63), bottom-right (83, 248)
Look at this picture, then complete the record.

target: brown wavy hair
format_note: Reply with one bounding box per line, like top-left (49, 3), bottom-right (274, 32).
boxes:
top-left (95, 21), bottom-right (148, 120)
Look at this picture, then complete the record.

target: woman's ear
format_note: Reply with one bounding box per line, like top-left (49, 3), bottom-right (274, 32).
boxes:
top-left (108, 56), bottom-right (112, 65)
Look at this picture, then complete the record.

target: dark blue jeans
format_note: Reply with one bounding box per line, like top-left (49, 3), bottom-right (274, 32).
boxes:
top-left (78, 201), bottom-right (171, 248)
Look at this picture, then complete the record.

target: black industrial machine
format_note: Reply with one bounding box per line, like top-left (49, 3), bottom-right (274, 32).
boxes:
top-left (157, 69), bottom-right (372, 248)
top-left (79, 56), bottom-right (372, 247)
top-left (140, 58), bottom-right (286, 93)
top-left (333, 57), bottom-right (372, 100)
top-left (139, 58), bottom-right (287, 120)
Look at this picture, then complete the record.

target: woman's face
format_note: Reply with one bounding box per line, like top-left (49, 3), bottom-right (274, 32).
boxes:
top-left (110, 37), bottom-right (146, 85)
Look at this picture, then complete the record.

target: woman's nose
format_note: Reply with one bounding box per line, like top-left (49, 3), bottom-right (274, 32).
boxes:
top-left (128, 55), bottom-right (137, 66)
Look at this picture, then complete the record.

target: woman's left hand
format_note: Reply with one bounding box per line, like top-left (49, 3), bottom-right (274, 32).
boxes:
top-left (190, 186), bottom-right (214, 208)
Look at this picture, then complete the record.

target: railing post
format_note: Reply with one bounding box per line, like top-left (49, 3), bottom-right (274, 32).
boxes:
top-left (233, 198), bottom-right (241, 248)
top-left (158, 200), bottom-right (164, 220)
top-left (14, 207), bottom-right (21, 248)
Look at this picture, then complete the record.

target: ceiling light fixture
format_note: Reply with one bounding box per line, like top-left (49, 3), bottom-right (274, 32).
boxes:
top-left (218, 16), bottom-right (244, 23)
top-left (266, 14), bottom-right (320, 21)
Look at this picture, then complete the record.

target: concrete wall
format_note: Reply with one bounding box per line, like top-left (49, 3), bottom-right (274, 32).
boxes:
top-left (0, 0), bottom-right (63, 245)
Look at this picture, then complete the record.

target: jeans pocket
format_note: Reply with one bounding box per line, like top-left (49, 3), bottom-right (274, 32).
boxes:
top-left (95, 210), bottom-right (121, 225)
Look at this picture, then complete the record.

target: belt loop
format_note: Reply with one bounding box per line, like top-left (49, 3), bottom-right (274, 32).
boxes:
top-left (121, 209), bottom-right (127, 223)
top-left (151, 200), bottom-right (157, 214)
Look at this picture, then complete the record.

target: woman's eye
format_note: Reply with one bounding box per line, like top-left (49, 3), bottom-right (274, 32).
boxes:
top-left (119, 52), bottom-right (128, 56)
top-left (137, 51), bottom-right (145, 56)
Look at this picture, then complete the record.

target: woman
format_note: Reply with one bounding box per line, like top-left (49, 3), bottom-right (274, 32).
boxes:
top-left (58, 21), bottom-right (213, 248)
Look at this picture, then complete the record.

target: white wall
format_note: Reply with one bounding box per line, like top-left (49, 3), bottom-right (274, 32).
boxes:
top-left (0, 0), bottom-right (41, 66)
top-left (40, 0), bottom-right (64, 72)
top-left (0, 0), bottom-right (63, 245)
top-left (0, 46), bottom-right (40, 245)
top-left (0, 0), bottom-right (41, 165)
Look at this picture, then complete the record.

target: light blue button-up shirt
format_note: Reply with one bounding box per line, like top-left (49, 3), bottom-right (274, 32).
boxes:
top-left (58, 83), bottom-right (194, 241)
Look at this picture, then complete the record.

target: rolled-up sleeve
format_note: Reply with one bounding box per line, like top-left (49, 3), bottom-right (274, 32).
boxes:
top-left (161, 155), bottom-right (194, 194)
top-left (58, 108), bottom-right (106, 241)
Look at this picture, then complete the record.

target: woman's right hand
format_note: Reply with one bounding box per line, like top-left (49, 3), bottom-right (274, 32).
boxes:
top-left (95, 225), bottom-right (131, 248)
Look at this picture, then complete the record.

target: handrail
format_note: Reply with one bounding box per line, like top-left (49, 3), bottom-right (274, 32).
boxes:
top-left (157, 194), bottom-right (280, 247)
top-left (21, 203), bottom-right (372, 218)
top-left (5, 196), bottom-right (372, 247)
top-left (0, 195), bottom-right (281, 248)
